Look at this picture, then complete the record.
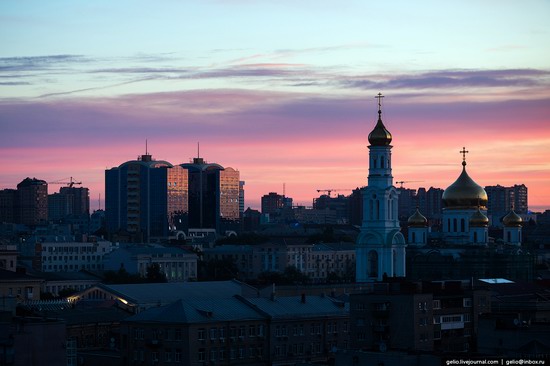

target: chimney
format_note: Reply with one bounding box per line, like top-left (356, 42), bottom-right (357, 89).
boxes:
top-left (270, 283), bottom-right (276, 301)
top-left (301, 293), bottom-right (306, 304)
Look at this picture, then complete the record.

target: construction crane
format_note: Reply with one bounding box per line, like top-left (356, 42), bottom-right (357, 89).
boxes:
top-left (48, 177), bottom-right (82, 188)
top-left (316, 189), bottom-right (352, 197)
top-left (395, 180), bottom-right (424, 189)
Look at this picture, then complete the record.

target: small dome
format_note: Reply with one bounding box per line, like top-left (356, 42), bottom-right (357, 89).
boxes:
top-left (408, 208), bottom-right (428, 227)
top-left (368, 111), bottom-right (392, 146)
top-left (502, 210), bottom-right (522, 227)
top-left (442, 162), bottom-right (488, 209)
top-left (469, 208), bottom-right (489, 227)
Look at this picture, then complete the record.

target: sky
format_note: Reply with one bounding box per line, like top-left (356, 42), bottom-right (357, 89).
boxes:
top-left (1, 0), bottom-right (550, 212)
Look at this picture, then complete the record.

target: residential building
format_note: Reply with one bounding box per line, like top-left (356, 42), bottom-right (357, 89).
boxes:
top-left (104, 244), bottom-right (198, 282)
top-left (350, 280), bottom-right (491, 353)
top-left (105, 152), bottom-right (188, 242)
top-left (16, 177), bottom-right (48, 226)
top-left (48, 186), bottom-right (90, 222)
top-left (180, 157), bottom-right (240, 234)
top-left (20, 236), bottom-right (113, 272)
top-left (261, 192), bottom-right (285, 216)
top-left (74, 280), bottom-right (259, 313)
top-left (0, 189), bottom-right (16, 224)
top-left (485, 184), bottom-right (528, 225)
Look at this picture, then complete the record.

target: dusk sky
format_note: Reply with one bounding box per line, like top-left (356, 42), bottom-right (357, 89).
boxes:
top-left (1, 1), bottom-right (550, 211)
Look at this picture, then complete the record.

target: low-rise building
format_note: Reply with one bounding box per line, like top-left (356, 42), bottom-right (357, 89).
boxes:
top-left (350, 280), bottom-right (490, 353)
top-left (104, 244), bottom-right (198, 282)
top-left (20, 236), bottom-right (113, 272)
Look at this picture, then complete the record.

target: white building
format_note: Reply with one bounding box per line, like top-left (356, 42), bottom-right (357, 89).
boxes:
top-left (356, 94), bottom-right (406, 282)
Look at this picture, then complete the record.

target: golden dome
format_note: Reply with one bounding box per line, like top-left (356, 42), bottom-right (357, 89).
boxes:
top-left (368, 110), bottom-right (392, 146)
top-left (469, 208), bottom-right (489, 227)
top-left (408, 208), bottom-right (428, 227)
top-left (442, 162), bottom-right (488, 209)
top-left (502, 210), bottom-right (522, 227)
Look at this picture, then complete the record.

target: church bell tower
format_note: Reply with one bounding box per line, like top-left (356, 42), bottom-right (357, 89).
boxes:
top-left (356, 93), bottom-right (406, 282)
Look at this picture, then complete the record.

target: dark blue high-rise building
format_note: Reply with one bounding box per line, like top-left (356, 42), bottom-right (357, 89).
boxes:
top-left (105, 153), bottom-right (188, 242)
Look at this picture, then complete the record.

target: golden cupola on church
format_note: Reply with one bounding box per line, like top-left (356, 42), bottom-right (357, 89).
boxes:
top-left (442, 148), bottom-right (488, 210)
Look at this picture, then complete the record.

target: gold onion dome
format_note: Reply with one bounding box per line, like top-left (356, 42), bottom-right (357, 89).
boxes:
top-left (502, 210), bottom-right (523, 227)
top-left (368, 110), bottom-right (392, 146)
top-left (470, 208), bottom-right (489, 227)
top-left (408, 208), bottom-right (428, 227)
top-left (442, 161), bottom-right (488, 209)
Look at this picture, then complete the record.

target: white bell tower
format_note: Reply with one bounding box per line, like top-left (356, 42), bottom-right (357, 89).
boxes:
top-left (356, 93), bottom-right (406, 282)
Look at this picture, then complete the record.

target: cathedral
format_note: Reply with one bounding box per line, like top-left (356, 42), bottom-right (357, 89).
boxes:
top-left (356, 94), bottom-right (533, 282)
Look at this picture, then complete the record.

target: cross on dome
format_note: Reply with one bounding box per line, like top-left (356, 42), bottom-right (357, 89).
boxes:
top-left (459, 147), bottom-right (469, 166)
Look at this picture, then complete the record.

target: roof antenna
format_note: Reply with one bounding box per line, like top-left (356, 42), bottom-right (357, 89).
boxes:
top-left (146, 139), bottom-right (148, 155)
top-left (197, 142), bottom-right (200, 159)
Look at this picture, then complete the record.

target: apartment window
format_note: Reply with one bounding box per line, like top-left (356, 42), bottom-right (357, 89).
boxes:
top-left (219, 327), bottom-right (225, 339)
top-left (175, 350), bottom-right (181, 362)
top-left (239, 347), bottom-right (245, 359)
top-left (210, 349), bottom-right (217, 361)
top-left (175, 328), bottom-right (182, 341)
top-left (210, 327), bottom-right (217, 340)
top-left (239, 326), bottom-right (246, 338)
top-left (151, 352), bottom-right (159, 363)
top-left (164, 349), bottom-right (172, 362)
top-left (198, 328), bottom-right (205, 340)
top-left (433, 300), bottom-right (441, 309)
top-left (258, 324), bottom-right (264, 337)
top-left (463, 298), bottom-right (472, 308)
top-left (434, 331), bottom-right (441, 339)
top-left (464, 313), bottom-right (471, 322)
top-left (249, 325), bottom-right (256, 337)
top-left (198, 349), bottom-right (206, 361)
top-left (434, 316), bottom-right (441, 324)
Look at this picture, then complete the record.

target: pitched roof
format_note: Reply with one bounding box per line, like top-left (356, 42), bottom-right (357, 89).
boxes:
top-left (243, 295), bottom-right (348, 319)
top-left (125, 297), bottom-right (265, 324)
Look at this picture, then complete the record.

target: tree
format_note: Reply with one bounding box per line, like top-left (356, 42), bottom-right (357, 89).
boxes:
top-left (146, 263), bottom-right (168, 283)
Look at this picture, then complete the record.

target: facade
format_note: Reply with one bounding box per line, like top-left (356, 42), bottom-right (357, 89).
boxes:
top-left (48, 186), bottom-right (90, 222)
top-left (105, 153), bottom-right (188, 242)
top-left (0, 244), bottom-right (18, 272)
top-left (16, 177), bottom-right (48, 226)
top-left (120, 293), bottom-right (349, 366)
top-left (309, 243), bottom-right (355, 282)
top-left (243, 295), bottom-right (350, 365)
top-left (0, 269), bottom-right (43, 301)
top-left (104, 244), bottom-right (198, 282)
top-left (350, 280), bottom-right (491, 353)
top-left (0, 189), bottom-right (16, 223)
top-left (121, 297), bottom-right (268, 366)
top-left (261, 192), bottom-right (285, 215)
top-left (239, 181), bottom-right (245, 217)
top-left (20, 237), bottom-right (113, 272)
top-left (181, 158), bottom-right (240, 234)
top-left (486, 184), bottom-right (528, 225)
top-left (356, 96), bottom-right (406, 282)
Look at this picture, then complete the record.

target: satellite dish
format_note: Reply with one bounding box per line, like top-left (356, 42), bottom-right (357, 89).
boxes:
top-left (379, 343), bottom-right (387, 352)
top-left (513, 319), bottom-right (520, 326)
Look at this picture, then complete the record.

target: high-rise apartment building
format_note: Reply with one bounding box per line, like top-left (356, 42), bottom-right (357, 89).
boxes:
top-left (180, 158), bottom-right (240, 233)
top-left (485, 184), bottom-right (528, 223)
top-left (261, 192), bottom-right (284, 215)
top-left (16, 177), bottom-right (48, 226)
top-left (0, 189), bottom-right (17, 223)
top-left (105, 153), bottom-right (188, 242)
top-left (48, 187), bottom-right (90, 222)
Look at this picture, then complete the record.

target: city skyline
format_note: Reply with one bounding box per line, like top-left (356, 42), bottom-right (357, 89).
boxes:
top-left (1, 1), bottom-right (550, 211)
